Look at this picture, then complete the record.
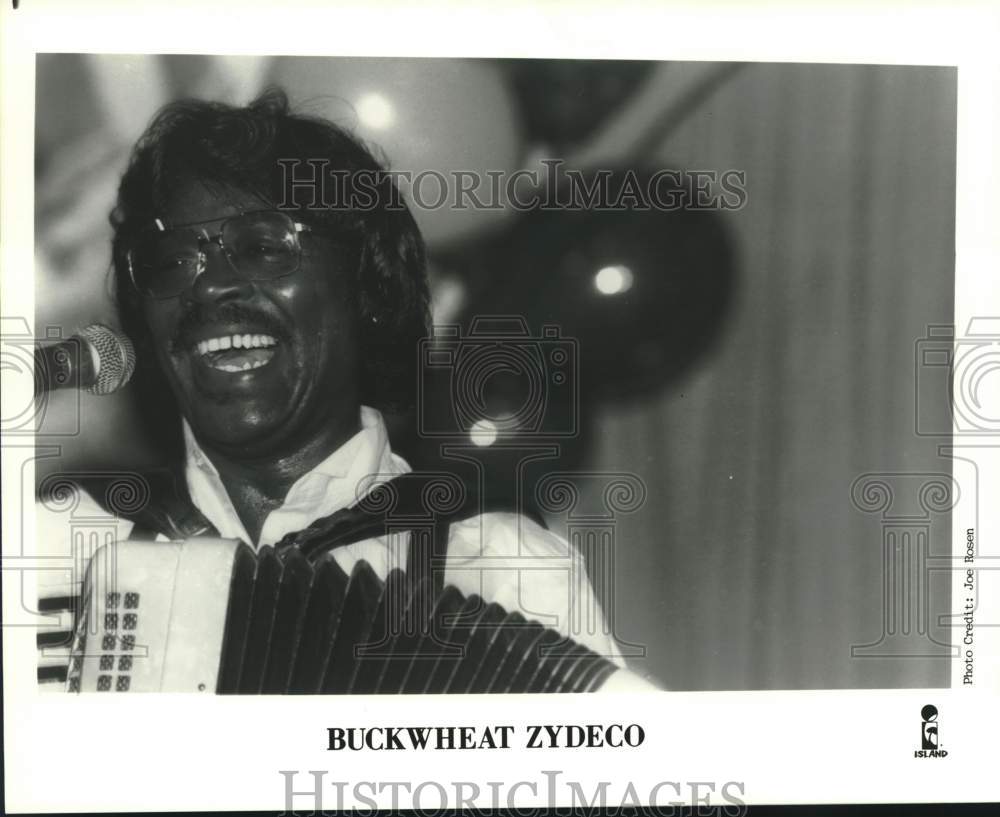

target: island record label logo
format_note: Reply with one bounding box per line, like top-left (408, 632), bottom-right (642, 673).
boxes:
top-left (914, 704), bottom-right (948, 758)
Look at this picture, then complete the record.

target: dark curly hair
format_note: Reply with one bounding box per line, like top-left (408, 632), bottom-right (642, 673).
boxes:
top-left (111, 88), bottom-right (430, 466)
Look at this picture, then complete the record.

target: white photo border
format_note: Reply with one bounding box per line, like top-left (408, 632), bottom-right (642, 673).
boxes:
top-left (3, 0), bottom-right (999, 811)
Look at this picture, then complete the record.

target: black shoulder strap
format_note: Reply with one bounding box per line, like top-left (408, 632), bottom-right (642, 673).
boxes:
top-left (273, 472), bottom-right (484, 596)
top-left (53, 467), bottom-right (218, 541)
top-left (79, 466), bottom-right (487, 595)
top-left (125, 468), bottom-right (218, 541)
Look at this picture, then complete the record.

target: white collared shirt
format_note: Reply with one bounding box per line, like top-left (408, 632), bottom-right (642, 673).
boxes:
top-left (183, 406), bottom-right (409, 549)
top-left (35, 407), bottom-right (623, 688)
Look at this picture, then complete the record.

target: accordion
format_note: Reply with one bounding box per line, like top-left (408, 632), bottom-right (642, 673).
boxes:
top-left (66, 539), bottom-right (653, 694)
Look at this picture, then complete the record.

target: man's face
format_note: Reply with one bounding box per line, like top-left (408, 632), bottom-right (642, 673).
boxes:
top-left (140, 179), bottom-right (361, 457)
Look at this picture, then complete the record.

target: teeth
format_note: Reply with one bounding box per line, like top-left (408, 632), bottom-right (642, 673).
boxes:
top-left (213, 359), bottom-right (270, 373)
top-left (196, 334), bottom-right (278, 356)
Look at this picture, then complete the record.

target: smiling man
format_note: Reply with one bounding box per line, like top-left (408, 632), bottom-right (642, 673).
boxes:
top-left (110, 91), bottom-right (423, 549)
top-left (35, 89), bottom-right (626, 691)
top-left (123, 184), bottom-right (367, 546)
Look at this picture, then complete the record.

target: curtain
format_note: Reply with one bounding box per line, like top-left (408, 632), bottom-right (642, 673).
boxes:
top-left (568, 63), bottom-right (956, 689)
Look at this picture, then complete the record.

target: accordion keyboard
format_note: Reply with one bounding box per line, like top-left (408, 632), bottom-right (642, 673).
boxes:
top-left (65, 539), bottom-right (652, 694)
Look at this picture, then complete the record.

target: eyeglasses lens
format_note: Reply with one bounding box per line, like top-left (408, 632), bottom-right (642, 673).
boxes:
top-left (132, 212), bottom-right (301, 297)
top-left (225, 213), bottom-right (299, 280)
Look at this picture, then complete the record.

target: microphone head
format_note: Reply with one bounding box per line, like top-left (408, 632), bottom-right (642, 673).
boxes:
top-left (77, 324), bottom-right (136, 395)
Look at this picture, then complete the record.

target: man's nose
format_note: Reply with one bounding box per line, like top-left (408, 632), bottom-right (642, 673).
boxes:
top-left (187, 243), bottom-right (253, 303)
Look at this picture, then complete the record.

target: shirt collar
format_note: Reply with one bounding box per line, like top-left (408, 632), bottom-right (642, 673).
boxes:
top-left (182, 405), bottom-right (410, 547)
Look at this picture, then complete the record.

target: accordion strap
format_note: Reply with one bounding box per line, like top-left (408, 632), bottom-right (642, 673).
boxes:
top-left (112, 469), bottom-right (489, 597)
top-left (273, 473), bottom-right (484, 597)
top-left (61, 467), bottom-right (218, 541)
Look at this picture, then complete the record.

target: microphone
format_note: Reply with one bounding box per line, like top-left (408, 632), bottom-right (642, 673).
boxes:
top-left (34, 324), bottom-right (136, 396)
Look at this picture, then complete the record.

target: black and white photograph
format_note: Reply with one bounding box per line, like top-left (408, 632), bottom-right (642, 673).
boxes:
top-left (3, 1), bottom-right (999, 813)
top-left (29, 52), bottom-right (957, 695)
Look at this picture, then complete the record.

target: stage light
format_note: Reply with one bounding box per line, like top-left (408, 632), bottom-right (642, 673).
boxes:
top-left (356, 92), bottom-right (395, 130)
top-left (594, 264), bottom-right (634, 296)
top-left (469, 418), bottom-right (499, 447)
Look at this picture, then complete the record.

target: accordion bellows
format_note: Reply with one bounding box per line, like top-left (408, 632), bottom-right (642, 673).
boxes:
top-left (67, 539), bottom-right (639, 694)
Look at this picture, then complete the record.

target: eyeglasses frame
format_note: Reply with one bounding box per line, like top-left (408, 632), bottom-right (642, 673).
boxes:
top-left (126, 210), bottom-right (316, 299)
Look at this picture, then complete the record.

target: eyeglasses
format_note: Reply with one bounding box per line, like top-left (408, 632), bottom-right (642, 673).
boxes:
top-left (127, 210), bottom-right (316, 299)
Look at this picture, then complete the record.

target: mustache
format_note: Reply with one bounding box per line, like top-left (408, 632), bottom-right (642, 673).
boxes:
top-left (171, 304), bottom-right (291, 352)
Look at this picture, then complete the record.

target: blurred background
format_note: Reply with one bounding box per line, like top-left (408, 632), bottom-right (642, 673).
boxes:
top-left (33, 55), bottom-right (956, 689)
